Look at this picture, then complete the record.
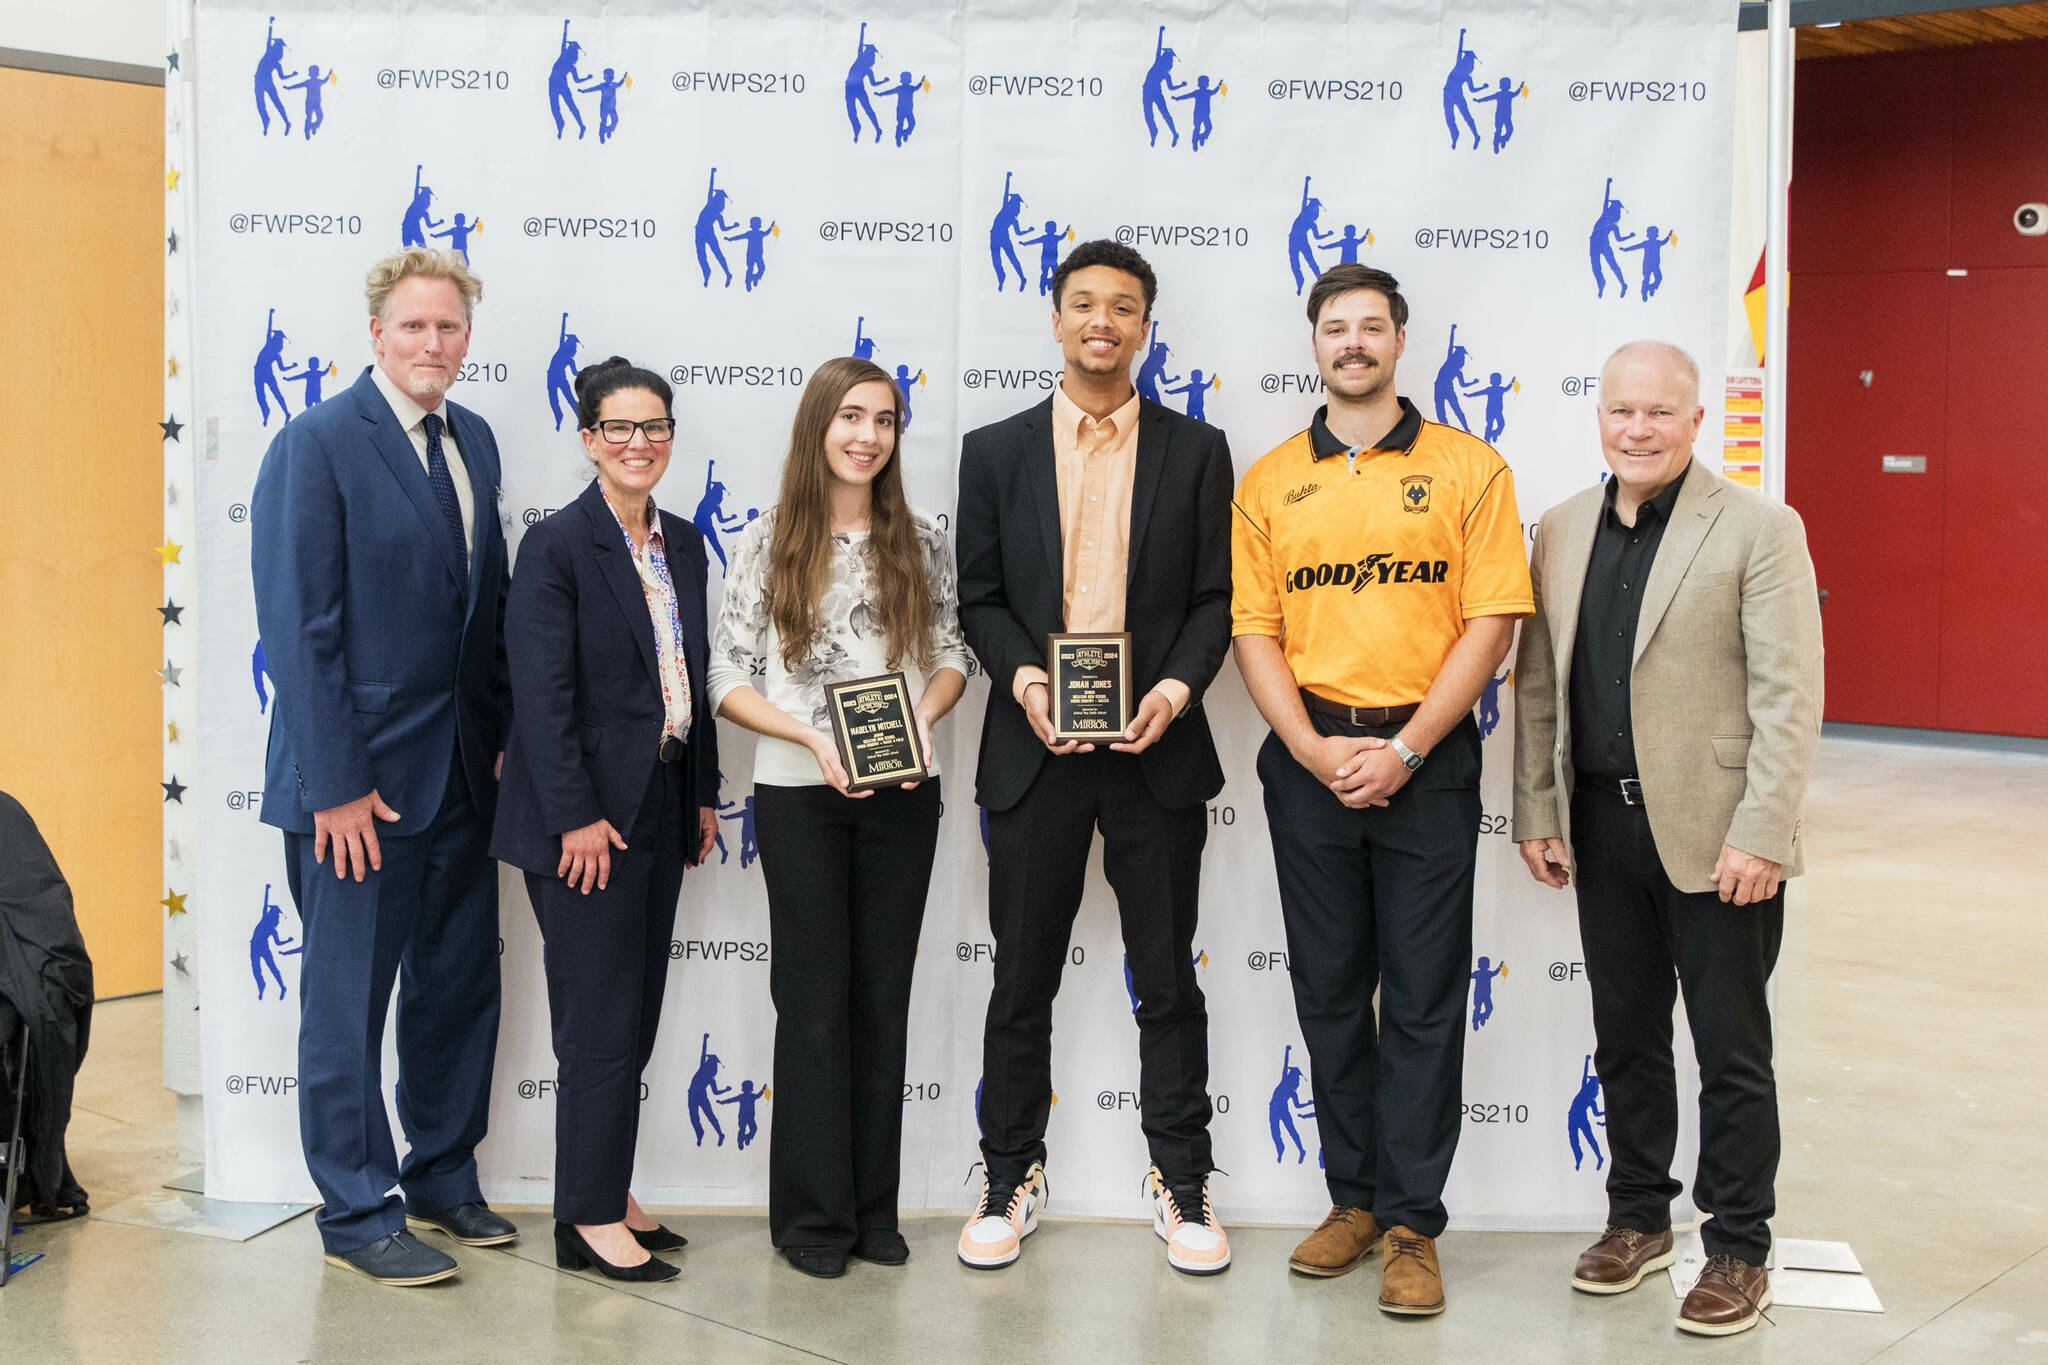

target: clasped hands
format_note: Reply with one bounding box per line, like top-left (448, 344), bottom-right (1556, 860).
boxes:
top-left (1293, 732), bottom-right (1414, 809)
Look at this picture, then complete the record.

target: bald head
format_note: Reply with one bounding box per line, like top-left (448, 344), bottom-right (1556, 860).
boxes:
top-left (1595, 339), bottom-right (1704, 512)
top-left (1600, 340), bottom-right (1700, 410)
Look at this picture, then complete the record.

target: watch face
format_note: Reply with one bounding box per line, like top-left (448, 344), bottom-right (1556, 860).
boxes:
top-left (1403, 751), bottom-right (1424, 770)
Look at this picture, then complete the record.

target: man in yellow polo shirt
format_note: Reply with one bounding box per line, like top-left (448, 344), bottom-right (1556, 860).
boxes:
top-left (1231, 264), bottom-right (1532, 1316)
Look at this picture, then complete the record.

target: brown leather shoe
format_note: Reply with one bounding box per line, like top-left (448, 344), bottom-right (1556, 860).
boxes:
top-left (1378, 1226), bottom-right (1445, 1316)
top-left (1288, 1205), bottom-right (1381, 1277)
top-left (1677, 1254), bottom-right (1772, 1336)
top-left (1571, 1226), bottom-right (1676, 1294)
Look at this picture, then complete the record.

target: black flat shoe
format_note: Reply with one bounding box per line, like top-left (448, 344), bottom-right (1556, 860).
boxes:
top-left (851, 1228), bottom-right (909, 1265)
top-left (555, 1223), bottom-right (680, 1282)
top-left (632, 1224), bottom-right (688, 1253)
top-left (783, 1246), bottom-right (849, 1279)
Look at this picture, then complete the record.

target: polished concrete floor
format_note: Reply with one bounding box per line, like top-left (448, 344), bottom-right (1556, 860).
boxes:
top-left (5, 734), bottom-right (2045, 1362)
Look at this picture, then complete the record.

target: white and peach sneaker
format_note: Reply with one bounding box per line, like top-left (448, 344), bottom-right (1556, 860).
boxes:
top-left (1148, 1166), bottom-right (1230, 1275)
top-left (957, 1162), bottom-right (1046, 1269)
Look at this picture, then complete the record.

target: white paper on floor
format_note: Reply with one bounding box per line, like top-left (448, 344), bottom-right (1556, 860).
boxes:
top-left (91, 1188), bottom-right (314, 1243)
top-left (1668, 1230), bottom-right (1883, 1312)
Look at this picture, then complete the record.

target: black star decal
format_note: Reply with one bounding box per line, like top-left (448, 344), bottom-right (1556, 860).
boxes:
top-left (166, 50), bottom-right (179, 72)
top-left (162, 776), bottom-right (188, 804)
top-left (159, 600), bottom-right (184, 626)
top-left (167, 229), bottom-right (179, 255)
top-left (161, 415), bottom-right (183, 442)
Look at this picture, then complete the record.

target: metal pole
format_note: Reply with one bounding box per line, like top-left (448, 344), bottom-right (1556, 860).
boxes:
top-left (1762, 0), bottom-right (1793, 501)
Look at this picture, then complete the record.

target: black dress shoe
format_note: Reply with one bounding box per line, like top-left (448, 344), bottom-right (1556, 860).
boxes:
top-left (323, 1229), bottom-right (459, 1286)
top-left (851, 1228), bottom-right (909, 1265)
top-left (407, 1201), bottom-right (518, 1247)
top-left (632, 1224), bottom-right (689, 1253)
top-left (555, 1223), bottom-right (681, 1283)
top-left (783, 1246), bottom-right (849, 1279)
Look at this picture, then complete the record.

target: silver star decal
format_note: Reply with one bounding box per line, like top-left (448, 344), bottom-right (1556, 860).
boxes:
top-left (170, 953), bottom-right (189, 974)
top-left (159, 659), bottom-right (182, 687)
top-left (166, 483), bottom-right (180, 507)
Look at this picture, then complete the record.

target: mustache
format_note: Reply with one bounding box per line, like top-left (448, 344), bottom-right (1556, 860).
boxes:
top-left (1334, 352), bottom-right (1378, 368)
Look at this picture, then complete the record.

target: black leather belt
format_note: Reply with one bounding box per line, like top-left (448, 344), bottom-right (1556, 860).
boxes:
top-left (658, 735), bottom-right (686, 764)
top-left (1576, 771), bottom-right (1644, 806)
top-left (1300, 689), bottom-right (1419, 727)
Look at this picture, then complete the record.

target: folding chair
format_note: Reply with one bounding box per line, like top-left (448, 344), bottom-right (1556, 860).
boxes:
top-left (0, 1023), bottom-right (27, 1288)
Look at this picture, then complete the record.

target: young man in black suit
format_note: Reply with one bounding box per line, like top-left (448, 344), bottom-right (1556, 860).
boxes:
top-left (954, 240), bottom-right (1235, 1275)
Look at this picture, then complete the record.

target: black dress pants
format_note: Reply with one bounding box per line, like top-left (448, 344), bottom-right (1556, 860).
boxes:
top-left (1570, 778), bottom-right (1783, 1264)
top-left (755, 779), bottom-right (941, 1252)
top-left (526, 760), bottom-right (687, 1225)
top-left (979, 750), bottom-right (1213, 1182)
top-left (1258, 713), bottom-right (1482, 1238)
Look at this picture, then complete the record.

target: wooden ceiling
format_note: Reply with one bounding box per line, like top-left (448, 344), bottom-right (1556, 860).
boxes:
top-left (1798, 2), bottom-right (2048, 57)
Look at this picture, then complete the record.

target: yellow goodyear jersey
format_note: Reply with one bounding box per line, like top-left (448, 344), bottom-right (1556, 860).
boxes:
top-left (1231, 399), bottom-right (1534, 709)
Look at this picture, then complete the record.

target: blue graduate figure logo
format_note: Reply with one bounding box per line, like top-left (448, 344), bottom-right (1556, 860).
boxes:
top-left (988, 172), bottom-right (1068, 295)
top-left (546, 20), bottom-right (629, 143)
top-left (250, 883), bottom-right (304, 1000)
top-left (1590, 178), bottom-right (1676, 301)
top-left (845, 22), bottom-right (927, 147)
top-left (254, 16), bottom-right (333, 140)
top-left (1141, 26), bottom-right (1224, 151)
top-left (253, 309), bottom-right (338, 427)
top-left (694, 167), bottom-right (777, 290)
top-left (1444, 29), bottom-right (1526, 154)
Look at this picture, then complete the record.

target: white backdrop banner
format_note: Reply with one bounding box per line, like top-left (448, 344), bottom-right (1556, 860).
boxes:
top-left (190, 0), bottom-right (1733, 1227)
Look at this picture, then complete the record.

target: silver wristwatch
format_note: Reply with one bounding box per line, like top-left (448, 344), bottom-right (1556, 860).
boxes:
top-left (1391, 736), bottom-right (1425, 771)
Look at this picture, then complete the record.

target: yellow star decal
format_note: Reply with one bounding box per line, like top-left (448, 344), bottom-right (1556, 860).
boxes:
top-left (162, 890), bottom-right (188, 916)
top-left (157, 540), bottom-right (183, 565)
top-left (167, 356), bottom-right (179, 378)
top-left (165, 166), bottom-right (181, 191)
top-left (167, 721), bottom-right (180, 743)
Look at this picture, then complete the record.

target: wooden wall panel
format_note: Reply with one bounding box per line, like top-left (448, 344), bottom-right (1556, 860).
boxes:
top-left (0, 66), bottom-right (164, 997)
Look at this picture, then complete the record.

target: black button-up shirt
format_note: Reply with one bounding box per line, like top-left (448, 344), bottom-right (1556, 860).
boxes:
top-left (1569, 467), bottom-right (1688, 776)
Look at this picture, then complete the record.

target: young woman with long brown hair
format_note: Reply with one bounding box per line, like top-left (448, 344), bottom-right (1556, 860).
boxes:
top-left (708, 356), bottom-right (971, 1278)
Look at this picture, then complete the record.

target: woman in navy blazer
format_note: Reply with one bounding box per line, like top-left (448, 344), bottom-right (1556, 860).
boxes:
top-left (490, 357), bottom-right (718, 1283)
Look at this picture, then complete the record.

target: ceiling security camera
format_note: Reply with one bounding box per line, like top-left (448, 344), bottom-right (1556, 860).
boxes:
top-left (2018, 203), bottom-right (2047, 237)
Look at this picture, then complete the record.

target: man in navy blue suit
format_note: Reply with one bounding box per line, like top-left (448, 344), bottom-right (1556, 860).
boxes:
top-left (251, 248), bottom-right (514, 1285)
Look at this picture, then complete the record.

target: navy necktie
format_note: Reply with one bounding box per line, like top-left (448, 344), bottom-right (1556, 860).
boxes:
top-left (421, 412), bottom-right (469, 581)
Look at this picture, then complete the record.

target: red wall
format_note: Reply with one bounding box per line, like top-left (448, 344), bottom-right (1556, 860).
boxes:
top-left (1787, 41), bottom-right (2048, 737)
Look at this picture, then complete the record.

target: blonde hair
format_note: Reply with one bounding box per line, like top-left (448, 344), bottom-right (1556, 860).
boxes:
top-left (364, 248), bottom-right (483, 323)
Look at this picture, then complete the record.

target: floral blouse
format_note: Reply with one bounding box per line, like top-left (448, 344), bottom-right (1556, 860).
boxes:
top-left (707, 507), bottom-right (974, 787)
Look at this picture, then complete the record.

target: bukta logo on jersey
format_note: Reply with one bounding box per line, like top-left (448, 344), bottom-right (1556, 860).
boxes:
top-left (254, 17), bottom-right (333, 140)
top-left (1286, 553), bottom-right (1450, 593)
top-left (1140, 25), bottom-right (1225, 151)
top-left (546, 20), bottom-right (630, 144)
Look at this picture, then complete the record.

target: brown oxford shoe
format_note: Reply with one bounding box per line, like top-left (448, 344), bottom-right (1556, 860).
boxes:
top-left (1378, 1226), bottom-right (1446, 1316)
top-left (1571, 1226), bottom-right (1676, 1294)
top-left (1287, 1205), bottom-right (1381, 1278)
top-left (1677, 1254), bottom-right (1772, 1336)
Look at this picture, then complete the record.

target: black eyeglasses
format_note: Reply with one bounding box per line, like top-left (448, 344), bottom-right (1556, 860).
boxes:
top-left (591, 418), bottom-right (677, 444)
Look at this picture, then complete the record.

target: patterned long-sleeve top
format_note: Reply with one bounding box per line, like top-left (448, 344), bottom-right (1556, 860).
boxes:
top-left (708, 507), bottom-right (974, 787)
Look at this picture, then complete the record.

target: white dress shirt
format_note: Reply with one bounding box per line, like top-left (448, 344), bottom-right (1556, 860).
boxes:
top-left (370, 363), bottom-right (476, 553)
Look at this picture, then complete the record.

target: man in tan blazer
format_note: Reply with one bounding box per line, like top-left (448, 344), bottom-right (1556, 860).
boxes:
top-left (1512, 340), bottom-right (1822, 1338)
